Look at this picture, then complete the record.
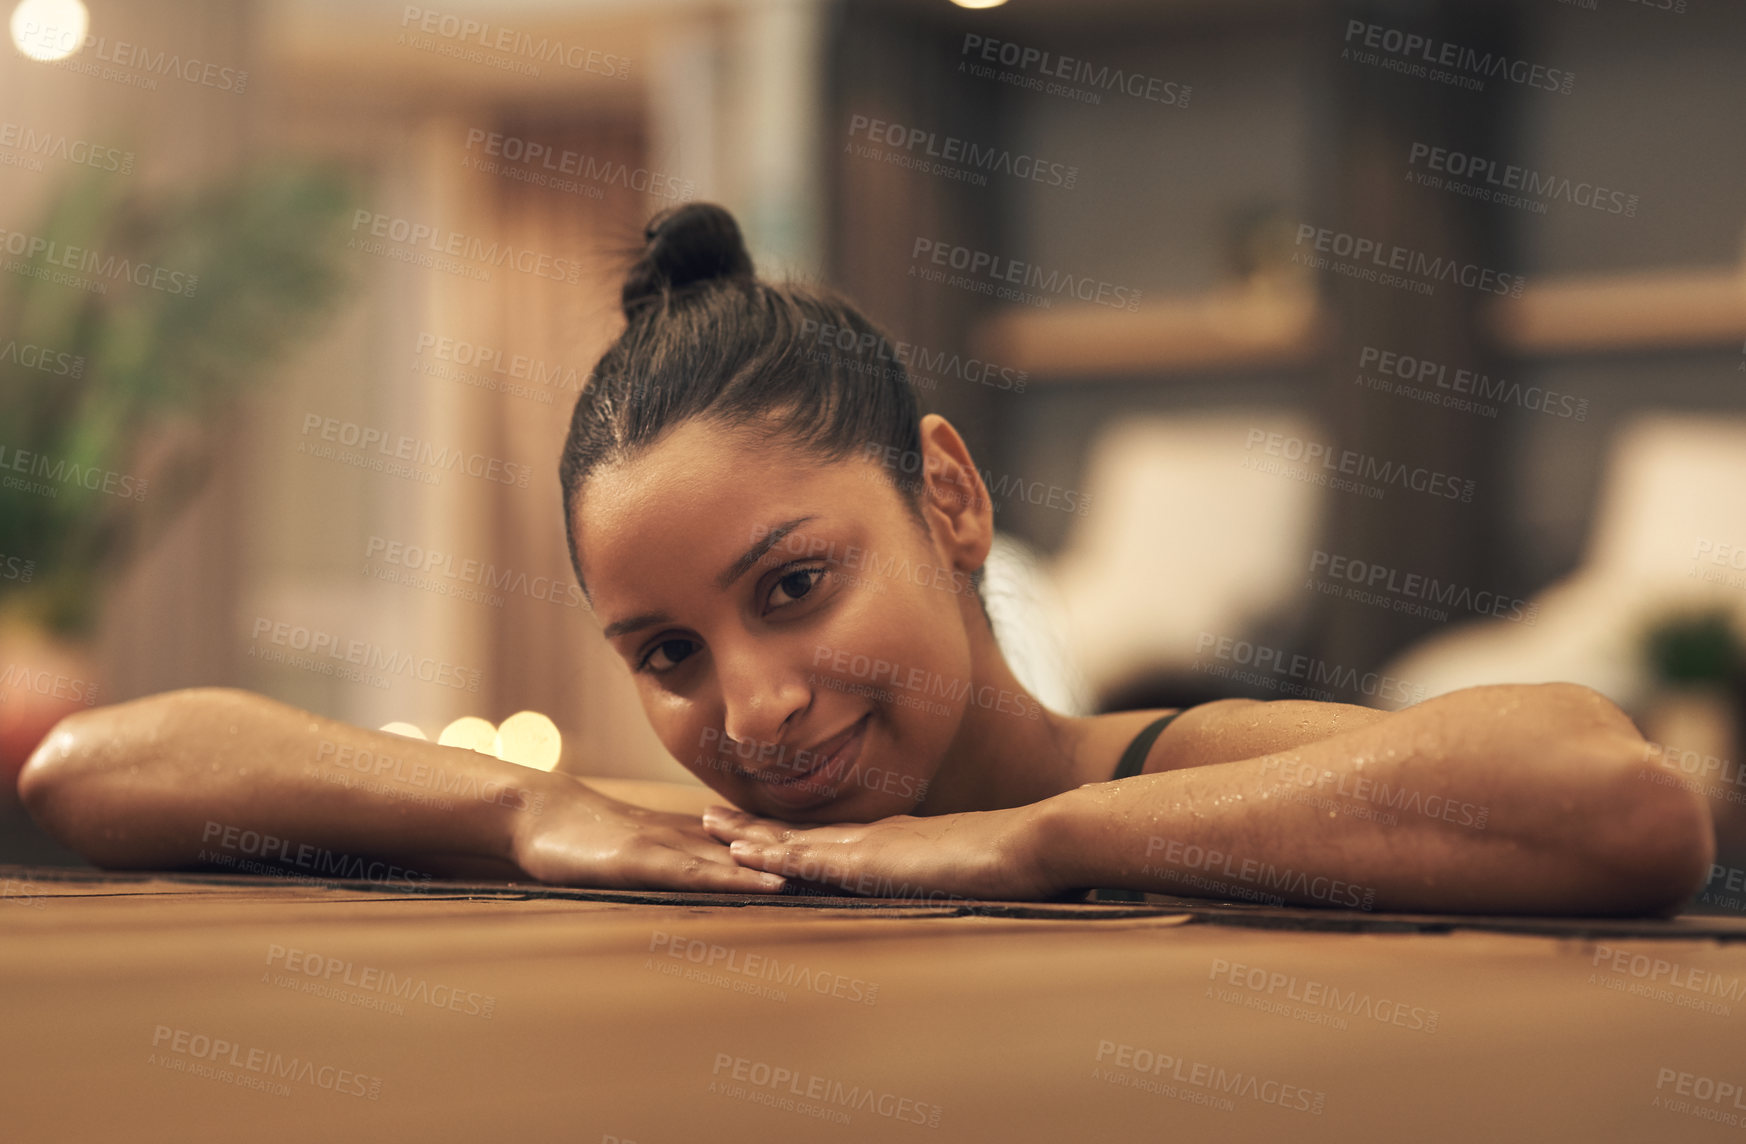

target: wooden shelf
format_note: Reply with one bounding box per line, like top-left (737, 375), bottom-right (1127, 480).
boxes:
top-left (1488, 266), bottom-right (1746, 357)
top-left (972, 266), bottom-right (1746, 380)
top-left (970, 283), bottom-right (1323, 380)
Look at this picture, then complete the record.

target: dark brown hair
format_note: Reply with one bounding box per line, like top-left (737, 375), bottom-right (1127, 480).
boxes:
top-left (560, 202), bottom-right (975, 603)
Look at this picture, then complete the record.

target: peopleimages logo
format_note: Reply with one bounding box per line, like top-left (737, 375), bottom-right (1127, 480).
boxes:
top-left (1653, 1067), bottom-right (1746, 1123)
top-left (797, 318), bottom-right (1026, 394)
top-left (910, 237), bottom-right (1143, 311)
top-left (348, 209), bottom-right (583, 285)
top-left (247, 616), bottom-right (484, 693)
top-left (1142, 836), bottom-right (1376, 910)
top-left (364, 535), bottom-right (585, 610)
top-left (1308, 549), bottom-right (1538, 625)
top-left (265, 943), bottom-right (496, 1019)
top-left (1293, 223), bottom-right (1524, 297)
top-left (1406, 142), bottom-right (1638, 217)
top-left (398, 6), bottom-right (629, 78)
top-left (1092, 1040), bottom-right (1326, 1114)
top-left (18, 30), bottom-right (249, 93)
top-left (0, 662), bottom-right (98, 706)
top-left (1355, 345), bottom-right (1588, 422)
top-left (1589, 945), bottom-right (1744, 1015)
top-left (148, 1024), bottom-right (382, 1100)
top-left (958, 34), bottom-right (1191, 108)
top-left (1207, 958), bottom-right (1441, 1034)
top-left (0, 226), bottom-right (198, 296)
top-left (312, 737), bottom-right (545, 813)
top-left (461, 128), bottom-right (693, 200)
top-left (709, 1052), bottom-right (942, 1128)
top-left (649, 932), bottom-right (880, 1005)
top-left (0, 553), bottom-right (36, 584)
top-left (1260, 757), bottom-right (1489, 831)
top-left (0, 121), bottom-right (134, 174)
top-left (1193, 631), bottom-right (1427, 706)
top-left (0, 443), bottom-right (148, 501)
top-left (1341, 19), bottom-right (1575, 95)
top-left (861, 443), bottom-right (1090, 517)
top-left (1241, 429), bottom-right (1476, 503)
top-left (846, 114), bottom-right (1078, 189)
top-left (198, 820), bottom-right (433, 886)
top-left (298, 413), bottom-right (532, 488)
top-left (810, 644), bottom-right (1042, 721)
top-left (0, 336), bottom-right (86, 379)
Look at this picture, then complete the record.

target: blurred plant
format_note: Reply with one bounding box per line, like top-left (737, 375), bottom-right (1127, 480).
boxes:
top-left (0, 161), bottom-right (357, 637)
top-left (1223, 201), bottom-right (1308, 289)
top-left (1642, 606), bottom-right (1746, 688)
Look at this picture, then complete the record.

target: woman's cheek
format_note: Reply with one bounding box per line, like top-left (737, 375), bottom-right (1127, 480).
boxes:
top-left (684, 723), bottom-right (738, 790)
top-left (647, 706), bottom-right (712, 784)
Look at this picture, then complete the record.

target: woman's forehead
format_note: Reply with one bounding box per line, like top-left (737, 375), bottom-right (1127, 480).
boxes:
top-left (574, 423), bottom-right (884, 599)
top-left (580, 423), bottom-right (813, 534)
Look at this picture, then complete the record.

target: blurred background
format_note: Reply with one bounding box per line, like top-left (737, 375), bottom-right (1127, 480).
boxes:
top-left (3, 0), bottom-right (1745, 891)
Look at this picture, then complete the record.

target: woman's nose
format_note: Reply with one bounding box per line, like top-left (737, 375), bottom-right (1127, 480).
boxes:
top-left (716, 646), bottom-right (809, 753)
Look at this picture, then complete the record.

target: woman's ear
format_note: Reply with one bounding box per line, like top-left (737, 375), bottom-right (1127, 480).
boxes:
top-left (916, 413), bottom-right (995, 571)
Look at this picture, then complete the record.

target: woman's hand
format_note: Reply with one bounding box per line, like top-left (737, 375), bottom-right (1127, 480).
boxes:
top-left (700, 803), bottom-right (1065, 901)
top-left (513, 776), bottom-right (788, 893)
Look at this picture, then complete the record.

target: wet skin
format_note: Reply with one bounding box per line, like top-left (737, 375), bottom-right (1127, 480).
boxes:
top-left (18, 414), bottom-right (1718, 912)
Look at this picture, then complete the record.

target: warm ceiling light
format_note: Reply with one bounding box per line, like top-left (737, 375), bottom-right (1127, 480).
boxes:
top-left (428, 711), bottom-right (563, 770)
top-left (10, 0), bottom-right (88, 62)
top-left (438, 715), bottom-right (500, 755)
top-left (494, 711), bottom-right (563, 772)
top-left (950, 0), bottom-right (1010, 8)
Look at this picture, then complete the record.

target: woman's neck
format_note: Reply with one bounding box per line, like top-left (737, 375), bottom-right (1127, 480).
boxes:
top-left (910, 635), bottom-right (1108, 815)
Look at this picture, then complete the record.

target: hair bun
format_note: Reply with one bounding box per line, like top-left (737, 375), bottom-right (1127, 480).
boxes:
top-left (622, 202), bottom-right (754, 314)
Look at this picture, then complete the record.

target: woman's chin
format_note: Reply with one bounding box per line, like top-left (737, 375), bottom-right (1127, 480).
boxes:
top-left (788, 787), bottom-right (923, 824)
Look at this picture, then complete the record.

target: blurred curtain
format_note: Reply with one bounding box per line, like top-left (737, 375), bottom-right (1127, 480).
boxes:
top-left (473, 116), bottom-right (689, 779)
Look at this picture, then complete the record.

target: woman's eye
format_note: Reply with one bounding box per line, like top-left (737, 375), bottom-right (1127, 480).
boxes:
top-left (639, 637), bottom-right (696, 674)
top-left (768, 566), bottom-right (825, 609)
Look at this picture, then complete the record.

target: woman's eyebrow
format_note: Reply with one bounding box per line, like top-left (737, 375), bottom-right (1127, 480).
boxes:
top-left (601, 515), bottom-right (821, 640)
top-left (602, 610), bottom-right (671, 641)
top-left (714, 515), bottom-right (819, 591)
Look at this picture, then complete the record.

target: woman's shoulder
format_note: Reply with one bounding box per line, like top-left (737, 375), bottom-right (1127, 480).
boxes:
top-left (1091, 706), bottom-right (1193, 782)
top-left (1103, 697), bottom-right (1393, 778)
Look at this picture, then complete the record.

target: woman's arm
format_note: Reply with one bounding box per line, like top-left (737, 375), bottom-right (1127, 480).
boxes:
top-left (581, 777), bottom-right (724, 817)
top-left (1040, 682), bottom-right (1713, 915)
top-left (707, 682), bottom-right (1715, 915)
top-left (17, 687), bottom-right (784, 892)
top-left (1145, 696), bottom-right (1391, 772)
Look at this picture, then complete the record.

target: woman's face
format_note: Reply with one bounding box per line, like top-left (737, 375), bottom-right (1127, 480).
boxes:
top-left (573, 415), bottom-right (988, 823)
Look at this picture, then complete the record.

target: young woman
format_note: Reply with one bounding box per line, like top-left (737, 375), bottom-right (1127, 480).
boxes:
top-left (18, 204), bottom-right (1713, 915)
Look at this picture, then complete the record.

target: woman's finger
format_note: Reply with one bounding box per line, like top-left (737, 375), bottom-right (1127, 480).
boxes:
top-left (700, 806), bottom-right (792, 844)
top-left (685, 861), bottom-right (789, 894)
top-left (629, 842), bottom-right (787, 893)
top-left (725, 839), bottom-right (848, 889)
top-left (702, 807), bottom-right (865, 847)
top-left (724, 838), bottom-right (781, 871)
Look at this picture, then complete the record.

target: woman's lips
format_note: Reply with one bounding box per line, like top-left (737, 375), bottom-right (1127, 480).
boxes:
top-left (756, 714), bottom-right (869, 810)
